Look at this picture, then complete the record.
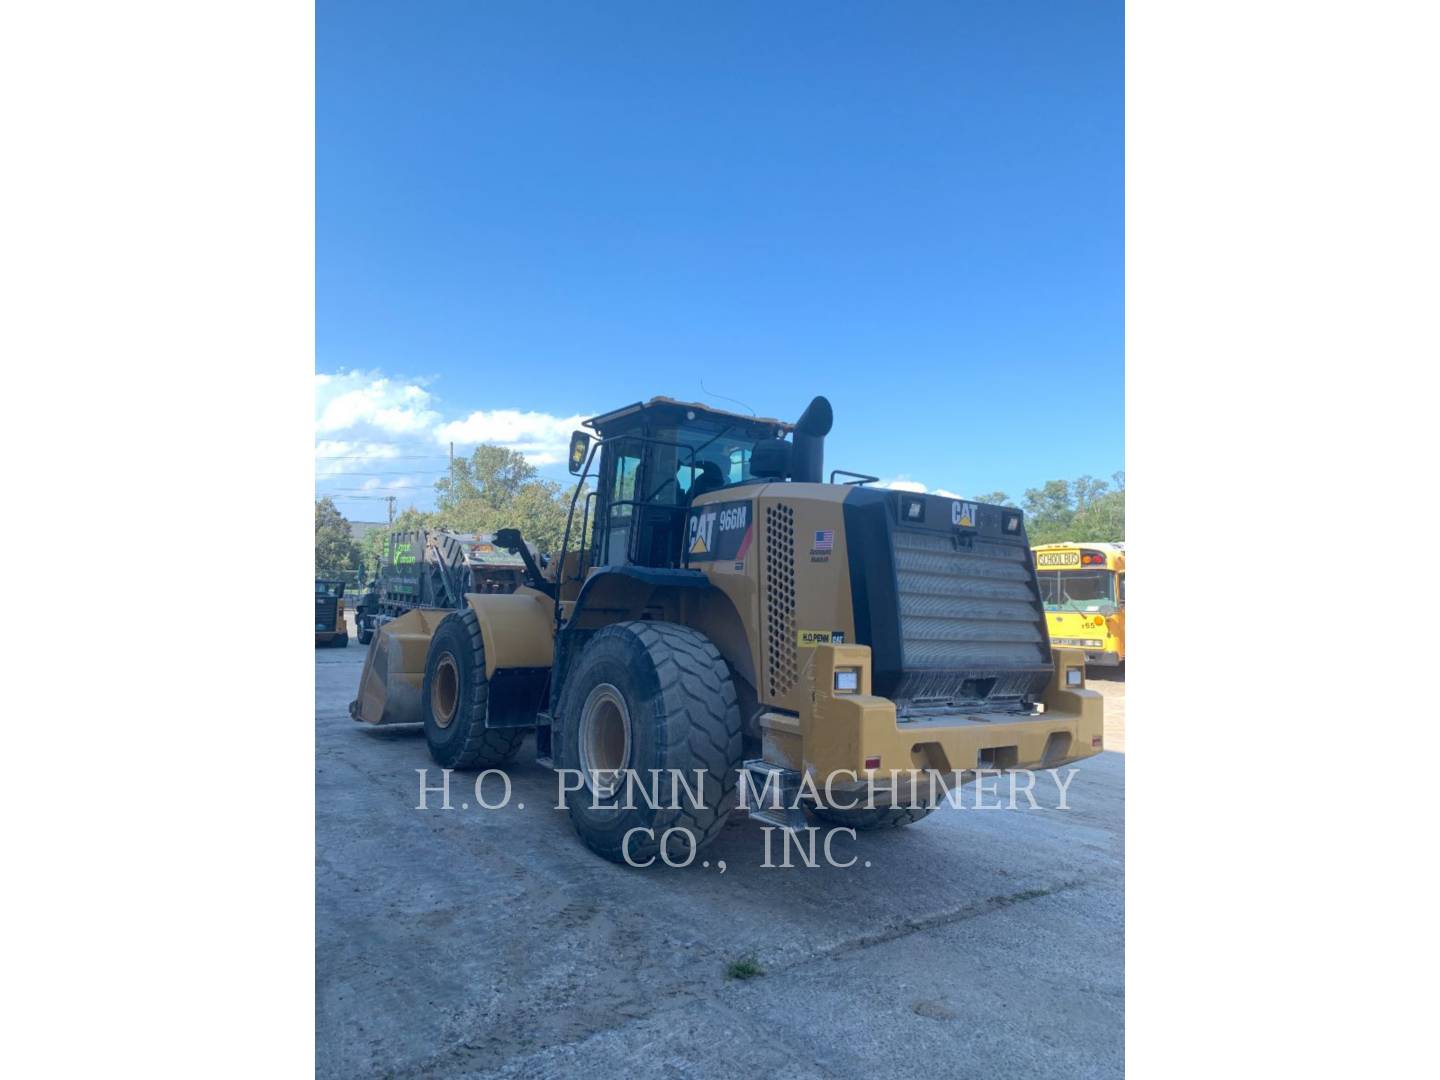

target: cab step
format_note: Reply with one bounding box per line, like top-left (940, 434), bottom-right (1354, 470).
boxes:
top-left (740, 759), bottom-right (809, 832)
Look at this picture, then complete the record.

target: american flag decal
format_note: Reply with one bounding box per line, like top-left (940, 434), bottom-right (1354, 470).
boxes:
top-left (813, 529), bottom-right (834, 551)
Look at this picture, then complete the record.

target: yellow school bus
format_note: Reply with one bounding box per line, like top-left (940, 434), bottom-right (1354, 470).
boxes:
top-left (1032, 542), bottom-right (1125, 668)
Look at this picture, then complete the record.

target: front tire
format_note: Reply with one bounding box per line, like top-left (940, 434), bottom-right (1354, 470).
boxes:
top-left (422, 609), bottom-right (525, 769)
top-left (557, 621), bottom-right (743, 864)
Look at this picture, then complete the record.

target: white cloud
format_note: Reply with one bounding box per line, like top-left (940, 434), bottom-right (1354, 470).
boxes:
top-left (434, 409), bottom-right (593, 468)
top-left (883, 479), bottom-right (927, 493)
top-left (315, 371), bottom-right (441, 436)
top-left (877, 476), bottom-right (965, 499)
top-left (315, 370), bottom-right (597, 513)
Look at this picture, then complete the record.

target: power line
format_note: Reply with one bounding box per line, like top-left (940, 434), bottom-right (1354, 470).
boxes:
top-left (314, 453), bottom-right (450, 461)
top-left (324, 486), bottom-right (434, 495)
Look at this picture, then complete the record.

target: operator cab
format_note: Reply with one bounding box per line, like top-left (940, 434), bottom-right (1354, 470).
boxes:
top-left (583, 398), bottom-right (789, 570)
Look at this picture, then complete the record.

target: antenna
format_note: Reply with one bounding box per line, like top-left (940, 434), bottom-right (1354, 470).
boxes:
top-left (699, 377), bottom-right (756, 417)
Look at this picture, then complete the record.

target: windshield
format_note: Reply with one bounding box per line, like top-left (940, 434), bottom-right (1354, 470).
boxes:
top-left (1037, 569), bottom-right (1115, 611)
top-left (315, 581), bottom-right (343, 598)
top-left (650, 422), bottom-right (762, 505)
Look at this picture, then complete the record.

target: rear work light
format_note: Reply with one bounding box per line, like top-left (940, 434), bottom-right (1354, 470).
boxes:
top-left (1065, 668), bottom-right (1083, 687)
top-left (1004, 512), bottom-right (1022, 532)
top-left (834, 669), bottom-right (859, 693)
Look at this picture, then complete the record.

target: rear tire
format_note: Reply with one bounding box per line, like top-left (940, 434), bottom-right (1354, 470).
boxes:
top-left (358, 621), bottom-right (373, 646)
top-left (809, 804), bottom-right (933, 830)
top-left (422, 609), bottom-right (525, 769)
top-left (557, 621), bottom-right (743, 865)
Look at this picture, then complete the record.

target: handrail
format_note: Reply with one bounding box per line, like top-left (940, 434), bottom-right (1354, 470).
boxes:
top-left (574, 489), bottom-right (597, 582)
top-left (829, 469), bottom-right (879, 486)
top-left (554, 438), bottom-right (601, 634)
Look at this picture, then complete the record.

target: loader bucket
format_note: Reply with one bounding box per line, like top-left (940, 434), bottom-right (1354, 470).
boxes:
top-left (350, 608), bottom-right (452, 725)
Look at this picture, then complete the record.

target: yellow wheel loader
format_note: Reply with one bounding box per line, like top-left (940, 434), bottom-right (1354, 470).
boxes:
top-left (351, 395), bottom-right (1104, 863)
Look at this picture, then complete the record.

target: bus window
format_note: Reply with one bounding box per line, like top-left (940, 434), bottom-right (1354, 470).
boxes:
top-left (1118, 572), bottom-right (1125, 607)
top-left (1035, 574), bottom-right (1058, 605)
top-left (1050, 569), bottom-right (1116, 610)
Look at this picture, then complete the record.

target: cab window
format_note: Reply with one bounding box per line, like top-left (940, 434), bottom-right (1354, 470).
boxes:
top-left (649, 422), bottom-right (761, 505)
top-left (601, 445), bottom-right (642, 564)
top-left (611, 451), bottom-right (639, 503)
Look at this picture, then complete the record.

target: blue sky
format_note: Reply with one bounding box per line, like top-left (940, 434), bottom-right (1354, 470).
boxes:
top-left (318, 0), bottom-right (1123, 521)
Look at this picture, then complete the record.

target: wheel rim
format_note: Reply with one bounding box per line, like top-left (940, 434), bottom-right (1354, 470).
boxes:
top-left (578, 683), bottom-right (631, 797)
top-left (432, 652), bottom-right (459, 729)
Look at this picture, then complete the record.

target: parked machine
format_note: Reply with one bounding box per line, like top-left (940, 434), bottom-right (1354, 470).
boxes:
top-left (353, 531), bottom-right (527, 645)
top-left (352, 395), bottom-right (1103, 863)
top-left (315, 579), bottom-right (348, 647)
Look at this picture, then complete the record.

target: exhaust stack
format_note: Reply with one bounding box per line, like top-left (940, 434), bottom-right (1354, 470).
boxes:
top-left (791, 396), bottom-right (833, 484)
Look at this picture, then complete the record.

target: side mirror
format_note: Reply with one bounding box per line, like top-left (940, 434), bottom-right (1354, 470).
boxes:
top-left (568, 430), bottom-right (592, 474)
top-left (750, 438), bottom-right (791, 479)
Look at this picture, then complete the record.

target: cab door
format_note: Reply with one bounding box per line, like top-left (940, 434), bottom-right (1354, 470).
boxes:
top-left (596, 440), bottom-right (642, 567)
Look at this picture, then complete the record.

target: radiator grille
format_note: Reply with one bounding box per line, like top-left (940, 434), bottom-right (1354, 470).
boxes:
top-left (764, 504), bottom-right (797, 698)
top-left (892, 528), bottom-right (1049, 693)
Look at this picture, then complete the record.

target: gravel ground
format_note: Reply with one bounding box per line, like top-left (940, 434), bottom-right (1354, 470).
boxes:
top-left (317, 635), bottom-right (1125, 1078)
top-left (1090, 670), bottom-right (1126, 753)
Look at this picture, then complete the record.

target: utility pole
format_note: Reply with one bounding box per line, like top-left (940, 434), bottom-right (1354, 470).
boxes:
top-left (386, 495), bottom-right (395, 524)
top-left (446, 442), bottom-right (455, 511)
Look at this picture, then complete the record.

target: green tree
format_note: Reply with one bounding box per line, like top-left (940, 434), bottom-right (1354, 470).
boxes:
top-left (1020, 472), bottom-right (1125, 546)
top-left (315, 497), bottom-right (363, 579)
top-left (436, 445), bottom-right (539, 511)
top-left (428, 444), bottom-right (585, 555)
top-left (972, 490), bottom-right (1016, 507)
